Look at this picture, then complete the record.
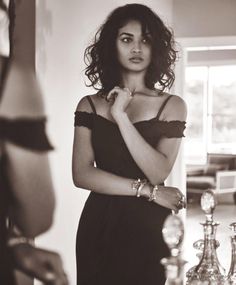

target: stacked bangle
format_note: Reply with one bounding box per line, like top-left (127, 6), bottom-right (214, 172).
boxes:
top-left (7, 225), bottom-right (34, 248)
top-left (7, 236), bottom-right (34, 248)
top-left (132, 179), bottom-right (160, 202)
top-left (132, 178), bottom-right (147, 197)
top-left (148, 185), bottom-right (159, 202)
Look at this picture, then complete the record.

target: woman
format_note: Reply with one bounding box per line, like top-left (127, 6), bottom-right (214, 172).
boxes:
top-left (72, 3), bottom-right (187, 285)
top-left (0, 1), bottom-right (68, 284)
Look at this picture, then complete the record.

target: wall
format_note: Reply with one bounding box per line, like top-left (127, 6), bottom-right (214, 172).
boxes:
top-left (173, 0), bottom-right (236, 38)
top-left (36, 0), bottom-right (174, 284)
top-left (188, 49), bottom-right (236, 64)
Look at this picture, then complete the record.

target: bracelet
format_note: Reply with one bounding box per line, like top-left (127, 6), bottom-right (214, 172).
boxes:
top-left (131, 178), bottom-right (147, 197)
top-left (137, 180), bottom-right (147, 197)
top-left (7, 236), bottom-right (34, 248)
top-left (11, 225), bottom-right (23, 236)
top-left (148, 185), bottom-right (159, 202)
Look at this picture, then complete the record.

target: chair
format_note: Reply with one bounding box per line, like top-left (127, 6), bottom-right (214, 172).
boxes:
top-left (186, 153), bottom-right (236, 203)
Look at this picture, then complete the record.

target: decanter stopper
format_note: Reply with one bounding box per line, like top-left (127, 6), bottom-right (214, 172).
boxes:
top-left (186, 190), bottom-right (226, 285)
top-left (227, 222), bottom-right (236, 284)
top-left (201, 190), bottom-right (217, 223)
top-left (161, 214), bottom-right (186, 285)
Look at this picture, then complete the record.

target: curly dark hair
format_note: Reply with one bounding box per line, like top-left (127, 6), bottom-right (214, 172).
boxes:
top-left (0, 0), bottom-right (7, 11)
top-left (84, 3), bottom-right (177, 97)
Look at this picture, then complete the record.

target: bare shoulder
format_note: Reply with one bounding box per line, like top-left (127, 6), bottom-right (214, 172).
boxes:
top-left (75, 93), bottom-right (98, 112)
top-left (163, 94), bottom-right (187, 121)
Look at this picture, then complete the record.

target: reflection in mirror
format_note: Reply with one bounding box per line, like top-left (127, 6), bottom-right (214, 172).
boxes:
top-left (0, 1), bottom-right (68, 285)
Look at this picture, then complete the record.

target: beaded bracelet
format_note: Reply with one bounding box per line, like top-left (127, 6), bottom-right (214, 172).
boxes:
top-left (148, 185), bottom-right (159, 202)
top-left (7, 225), bottom-right (34, 248)
top-left (132, 178), bottom-right (147, 197)
top-left (7, 236), bottom-right (34, 248)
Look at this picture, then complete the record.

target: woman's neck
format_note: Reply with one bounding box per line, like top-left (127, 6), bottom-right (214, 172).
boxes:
top-left (120, 71), bottom-right (146, 93)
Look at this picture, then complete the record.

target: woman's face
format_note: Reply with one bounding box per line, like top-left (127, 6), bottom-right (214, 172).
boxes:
top-left (116, 20), bottom-right (152, 74)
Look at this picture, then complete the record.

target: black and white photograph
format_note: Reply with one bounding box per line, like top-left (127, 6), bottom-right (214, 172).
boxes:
top-left (0, 1), bottom-right (236, 285)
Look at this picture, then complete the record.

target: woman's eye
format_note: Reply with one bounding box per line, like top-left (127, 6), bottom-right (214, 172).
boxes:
top-left (142, 38), bottom-right (151, 44)
top-left (121, 37), bottom-right (132, 43)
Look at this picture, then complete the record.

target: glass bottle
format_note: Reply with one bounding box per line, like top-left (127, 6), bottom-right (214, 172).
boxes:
top-left (227, 222), bottom-right (236, 284)
top-left (186, 190), bottom-right (226, 285)
top-left (186, 239), bottom-right (204, 281)
top-left (161, 214), bottom-right (186, 285)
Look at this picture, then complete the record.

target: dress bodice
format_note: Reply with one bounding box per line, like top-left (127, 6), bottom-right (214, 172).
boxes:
top-left (0, 117), bottom-right (53, 150)
top-left (74, 108), bottom-right (185, 179)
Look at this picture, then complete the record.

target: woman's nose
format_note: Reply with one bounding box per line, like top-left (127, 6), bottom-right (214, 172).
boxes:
top-left (132, 41), bottom-right (141, 53)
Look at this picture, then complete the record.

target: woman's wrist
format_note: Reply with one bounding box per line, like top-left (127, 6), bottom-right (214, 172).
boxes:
top-left (141, 184), bottom-right (162, 201)
top-left (141, 184), bottom-right (152, 199)
top-left (7, 226), bottom-right (35, 248)
top-left (131, 178), bottom-right (163, 202)
top-left (131, 178), bottom-right (147, 197)
top-left (111, 110), bottom-right (129, 125)
top-left (7, 236), bottom-right (34, 248)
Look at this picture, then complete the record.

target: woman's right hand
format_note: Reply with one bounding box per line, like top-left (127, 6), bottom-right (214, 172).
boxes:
top-left (155, 185), bottom-right (186, 212)
top-left (143, 185), bottom-right (186, 212)
top-left (12, 243), bottom-right (69, 285)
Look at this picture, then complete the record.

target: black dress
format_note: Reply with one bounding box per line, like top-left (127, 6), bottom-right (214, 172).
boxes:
top-left (74, 95), bottom-right (186, 285)
top-left (0, 117), bottom-right (53, 284)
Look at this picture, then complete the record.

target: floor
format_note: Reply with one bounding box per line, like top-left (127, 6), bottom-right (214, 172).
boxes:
top-left (184, 201), bottom-right (236, 275)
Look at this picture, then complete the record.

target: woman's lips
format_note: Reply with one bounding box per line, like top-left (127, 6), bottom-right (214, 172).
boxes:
top-left (129, 57), bottom-right (143, 63)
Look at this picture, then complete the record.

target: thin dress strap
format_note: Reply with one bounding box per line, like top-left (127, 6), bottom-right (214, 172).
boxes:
top-left (156, 95), bottom-right (173, 120)
top-left (86, 96), bottom-right (97, 114)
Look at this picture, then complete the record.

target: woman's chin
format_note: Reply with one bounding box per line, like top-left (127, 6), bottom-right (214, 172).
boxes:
top-left (121, 65), bottom-right (148, 74)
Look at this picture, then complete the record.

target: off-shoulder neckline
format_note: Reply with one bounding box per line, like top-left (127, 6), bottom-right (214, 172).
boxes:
top-left (75, 111), bottom-right (186, 126)
top-left (0, 116), bottom-right (47, 122)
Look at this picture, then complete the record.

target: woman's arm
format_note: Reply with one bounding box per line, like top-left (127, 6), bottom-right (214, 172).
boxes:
top-left (110, 90), bottom-right (187, 185)
top-left (72, 97), bottom-right (184, 212)
top-left (5, 142), bottom-right (55, 238)
top-left (72, 97), bottom-right (135, 197)
top-left (0, 0), bottom-right (55, 238)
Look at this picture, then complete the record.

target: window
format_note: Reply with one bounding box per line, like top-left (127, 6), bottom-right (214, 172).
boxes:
top-left (185, 64), bottom-right (236, 164)
top-left (185, 66), bottom-right (208, 164)
top-left (210, 66), bottom-right (236, 148)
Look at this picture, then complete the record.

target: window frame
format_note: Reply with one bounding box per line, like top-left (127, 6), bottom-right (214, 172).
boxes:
top-left (185, 59), bottom-right (236, 164)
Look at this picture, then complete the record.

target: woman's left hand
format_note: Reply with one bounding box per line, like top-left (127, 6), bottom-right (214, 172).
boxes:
top-left (108, 86), bottom-right (133, 121)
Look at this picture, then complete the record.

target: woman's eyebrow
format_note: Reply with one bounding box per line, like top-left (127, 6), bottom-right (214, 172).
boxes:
top-left (119, 32), bottom-right (134, 37)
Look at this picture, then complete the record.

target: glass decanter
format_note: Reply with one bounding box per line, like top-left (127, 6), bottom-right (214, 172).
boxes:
top-left (161, 214), bottom-right (186, 285)
top-left (186, 239), bottom-right (204, 280)
top-left (227, 222), bottom-right (236, 284)
top-left (186, 190), bottom-right (226, 285)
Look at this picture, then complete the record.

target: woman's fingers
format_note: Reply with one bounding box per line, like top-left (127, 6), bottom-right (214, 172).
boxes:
top-left (175, 195), bottom-right (186, 210)
top-left (154, 186), bottom-right (186, 212)
top-left (123, 87), bottom-right (133, 97)
top-left (107, 89), bottom-right (118, 102)
top-left (172, 187), bottom-right (186, 210)
top-left (25, 248), bottom-right (68, 285)
top-left (107, 86), bottom-right (133, 102)
top-left (43, 253), bottom-right (69, 285)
